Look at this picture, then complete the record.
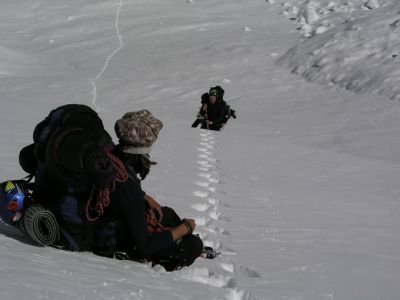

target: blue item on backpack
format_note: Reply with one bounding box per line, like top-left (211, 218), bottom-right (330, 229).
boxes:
top-left (0, 180), bottom-right (27, 225)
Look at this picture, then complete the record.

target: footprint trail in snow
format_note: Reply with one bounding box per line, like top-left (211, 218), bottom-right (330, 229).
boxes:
top-left (90, 0), bottom-right (124, 112)
top-left (84, 3), bottom-right (260, 296)
top-left (176, 131), bottom-right (259, 299)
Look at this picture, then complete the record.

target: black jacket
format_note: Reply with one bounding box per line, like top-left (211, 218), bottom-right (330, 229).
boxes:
top-left (105, 149), bottom-right (174, 257)
top-left (200, 98), bottom-right (227, 130)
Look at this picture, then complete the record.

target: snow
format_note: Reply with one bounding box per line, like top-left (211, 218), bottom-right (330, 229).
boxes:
top-left (1, 0), bottom-right (400, 299)
top-left (279, 0), bottom-right (400, 100)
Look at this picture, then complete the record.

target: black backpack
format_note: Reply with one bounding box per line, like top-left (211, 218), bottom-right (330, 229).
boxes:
top-left (19, 104), bottom-right (127, 221)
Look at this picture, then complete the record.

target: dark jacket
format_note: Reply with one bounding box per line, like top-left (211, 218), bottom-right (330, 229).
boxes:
top-left (200, 97), bottom-right (227, 130)
top-left (104, 148), bottom-right (174, 257)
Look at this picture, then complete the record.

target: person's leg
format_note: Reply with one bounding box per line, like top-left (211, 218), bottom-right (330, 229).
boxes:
top-left (159, 206), bottom-right (181, 228)
top-left (209, 123), bottom-right (222, 131)
top-left (150, 234), bottom-right (204, 271)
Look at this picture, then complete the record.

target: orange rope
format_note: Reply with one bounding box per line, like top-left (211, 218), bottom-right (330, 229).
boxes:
top-left (86, 151), bottom-right (128, 221)
top-left (107, 151), bottom-right (128, 188)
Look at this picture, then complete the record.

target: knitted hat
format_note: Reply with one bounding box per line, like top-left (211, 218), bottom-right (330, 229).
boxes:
top-left (209, 88), bottom-right (218, 97)
top-left (115, 110), bottom-right (163, 154)
top-left (209, 86), bottom-right (224, 99)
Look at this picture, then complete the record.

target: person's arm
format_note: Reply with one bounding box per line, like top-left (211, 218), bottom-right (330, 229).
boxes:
top-left (110, 179), bottom-right (172, 257)
top-left (144, 194), bottom-right (197, 240)
top-left (144, 194), bottom-right (163, 222)
top-left (111, 179), bottom-right (196, 257)
top-left (199, 104), bottom-right (208, 117)
top-left (170, 219), bottom-right (196, 241)
top-left (199, 93), bottom-right (209, 116)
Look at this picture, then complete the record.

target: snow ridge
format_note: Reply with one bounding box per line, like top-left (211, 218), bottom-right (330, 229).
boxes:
top-left (90, 0), bottom-right (124, 111)
top-left (277, 0), bottom-right (400, 100)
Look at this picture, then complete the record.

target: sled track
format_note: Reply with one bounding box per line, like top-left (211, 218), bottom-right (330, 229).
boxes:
top-left (176, 130), bottom-right (259, 300)
top-left (90, 0), bottom-right (124, 112)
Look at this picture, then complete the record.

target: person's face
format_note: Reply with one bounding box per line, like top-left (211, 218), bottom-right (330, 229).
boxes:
top-left (209, 95), bottom-right (217, 103)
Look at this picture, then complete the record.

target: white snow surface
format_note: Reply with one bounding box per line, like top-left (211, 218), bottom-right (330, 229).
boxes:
top-left (279, 0), bottom-right (400, 100)
top-left (1, 0), bottom-right (400, 299)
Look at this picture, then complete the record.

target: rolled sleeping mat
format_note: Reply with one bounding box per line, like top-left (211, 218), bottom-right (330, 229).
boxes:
top-left (22, 204), bottom-right (59, 246)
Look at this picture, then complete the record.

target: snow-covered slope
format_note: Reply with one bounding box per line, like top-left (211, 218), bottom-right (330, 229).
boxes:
top-left (278, 0), bottom-right (400, 100)
top-left (1, 0), bottom-right (400, 299)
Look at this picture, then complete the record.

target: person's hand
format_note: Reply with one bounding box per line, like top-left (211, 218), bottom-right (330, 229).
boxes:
top-left (206, 120), bottom-right (213, 125)
top-left (182, 218), bottom-right (196, 234)
top-left (144, 194), bottom-right (163, 222)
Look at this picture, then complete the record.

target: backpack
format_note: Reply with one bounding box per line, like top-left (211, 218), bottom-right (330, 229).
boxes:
top-left (19, 104), bottom-right (128, 250)
top-left (33, 104), bottom-right (115, 186)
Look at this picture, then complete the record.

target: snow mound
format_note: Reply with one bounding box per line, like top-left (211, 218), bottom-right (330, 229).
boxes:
top-left (278, 0), bottom-right (400, 100)
top-left (280, 0), bottom-right (389, 38)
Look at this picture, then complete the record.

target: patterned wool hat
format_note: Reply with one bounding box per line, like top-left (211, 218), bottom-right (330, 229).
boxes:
top-left (209, 88), bottom-right (219, 97)
top-left (115, 109), bottom-right (163, 154)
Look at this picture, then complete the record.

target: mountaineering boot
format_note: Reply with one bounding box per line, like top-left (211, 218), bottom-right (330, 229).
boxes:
top-left (201, 246), bottom-right (221, 259)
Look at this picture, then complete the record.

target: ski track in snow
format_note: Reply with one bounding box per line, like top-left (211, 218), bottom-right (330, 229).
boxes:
top-left (179, 130), bottom-right (258, 299)
top-left (90, 0), bottom-right (124, 112)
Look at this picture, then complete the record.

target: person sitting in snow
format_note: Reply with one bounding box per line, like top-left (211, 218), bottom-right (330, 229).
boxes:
top-left (97, 110), bottom-right (205, 270)
top-left (17, 105), bottom-right (207, 271)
